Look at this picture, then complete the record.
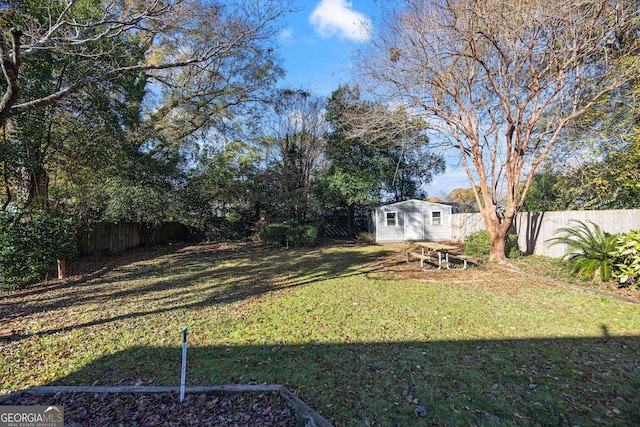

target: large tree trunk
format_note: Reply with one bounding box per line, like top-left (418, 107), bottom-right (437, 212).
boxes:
top-left (484, 212), bottom-right (515, 263)
top-left (488, 224), bottom-right (507, 262)
top-left (17, 166), bottom-right (49, 210)
top-left (29, 167), bottom-right (49, 210)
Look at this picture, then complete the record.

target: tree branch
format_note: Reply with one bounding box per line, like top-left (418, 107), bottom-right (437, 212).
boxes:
top-left (0, 29), bottom-right (22, 126)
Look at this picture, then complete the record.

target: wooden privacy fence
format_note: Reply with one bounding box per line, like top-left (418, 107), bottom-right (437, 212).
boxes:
top-left (74, 222), bottom-right (191, 256)
top-left (450, 209), bottom-right (640, 258)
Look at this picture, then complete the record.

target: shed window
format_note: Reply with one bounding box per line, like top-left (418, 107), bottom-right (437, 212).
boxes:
top-left (386, 212), bottom-right (398, 226)
top-left (431, 211), bottom-right (442, 225)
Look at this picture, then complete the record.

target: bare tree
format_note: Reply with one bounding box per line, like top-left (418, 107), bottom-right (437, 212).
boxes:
top-left (257, 88), bottom-right (328, 222)
top-left (355, 0), bottom-right (640, 261)
top-left (0, 0), bottom-right (292, 127)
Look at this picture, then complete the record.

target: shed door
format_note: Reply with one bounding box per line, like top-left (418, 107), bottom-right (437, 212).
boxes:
top-left (404, 211), bottom-right (424, 241)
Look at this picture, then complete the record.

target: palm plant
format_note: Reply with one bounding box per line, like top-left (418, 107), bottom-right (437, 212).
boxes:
top-left (547, 220), bottom-right (619, 281)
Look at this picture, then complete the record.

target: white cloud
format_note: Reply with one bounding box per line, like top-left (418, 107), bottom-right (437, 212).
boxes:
top-left (310, 0), bottom-right (371, 43)
top-left (279, 28), bottom-right (293, 44)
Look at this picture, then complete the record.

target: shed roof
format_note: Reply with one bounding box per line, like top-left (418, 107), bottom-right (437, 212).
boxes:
top-left (378, 199), bottom-right (453, 210)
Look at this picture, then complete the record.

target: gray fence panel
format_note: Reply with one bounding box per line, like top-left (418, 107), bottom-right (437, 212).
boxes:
top-left (451, 209), bottom-right (640, 258)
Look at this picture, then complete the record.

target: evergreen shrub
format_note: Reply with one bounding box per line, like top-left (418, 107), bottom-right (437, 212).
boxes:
top-left (296, 225), bottom-right (318, 247)
top-left (613, 229), bottom-right (640, 288)
top-left (0, 211), bottom-right (76, 289)
top-left (261, 223), bottom-right (318, 248)
top-left (506, 234), bottom-right (521, 258)
top-left (260, 223), bottom-right (289, 247)
top-left (464, 230), bottom-right (491, 258)
top-left (464, 230), bottom-right (520, 259)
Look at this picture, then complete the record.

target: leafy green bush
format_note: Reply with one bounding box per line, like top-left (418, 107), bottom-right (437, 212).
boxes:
top-left (464, 230), bottom-right (520, 259)
top-left (287, 225), bottom-right (318, 247)
top-left (506, 234), bottom-right (521, 259)
top-left (284, 225), bottom-right (302, 247)
top-left (301, 225), bottom-right (318, 247)
top-left (260, 223), bottom-right (289, 247)
top-left (261, 223), bottom-right (318, 248)
top-left (547, 220), bottom-right (618, 281)
top-left (0, 211), bottom-right (77, 289)
top-left (612, 229), bottom-right (640, 287)
top-left (464, 230), bottom-right (491, 258)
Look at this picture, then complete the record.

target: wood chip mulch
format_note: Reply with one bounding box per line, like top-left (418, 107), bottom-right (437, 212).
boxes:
top-left (1, 391), bottom-right (298, 426)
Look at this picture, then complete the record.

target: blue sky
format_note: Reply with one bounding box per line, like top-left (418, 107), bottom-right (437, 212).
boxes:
top-left (277, 0), bottom-right (469, 197)
top-left (278, 0), bottom-right (377, 96)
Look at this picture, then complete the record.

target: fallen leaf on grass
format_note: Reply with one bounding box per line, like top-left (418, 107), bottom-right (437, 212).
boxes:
top-left (479, 410), bottom-right (500, 422)
top-left (415, 405), bottom-right (428, 417)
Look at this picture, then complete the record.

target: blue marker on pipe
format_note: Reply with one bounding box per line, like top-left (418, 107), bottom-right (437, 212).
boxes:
top-left (180, 326), bottom-right (188, 402)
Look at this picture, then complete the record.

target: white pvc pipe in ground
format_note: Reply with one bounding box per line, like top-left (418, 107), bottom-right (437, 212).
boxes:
top-left (180, 326), bottom-right (187, 402)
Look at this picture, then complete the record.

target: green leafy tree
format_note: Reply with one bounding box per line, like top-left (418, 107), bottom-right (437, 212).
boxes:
top-left (524, 134), bottom-right (640, 211)
top-left (322, 86), bottom-right (389, 236)
top-left (2, 0), bottom-right (290, 233)
top-left (381, 137), bottom-right (445, 202)
top-left (0, 0), bottom-right (292, 128)
top-left (574, 134), bottom-right (640, 210)
top-left (520, 168), bottom-right (582, 212)
top-left (185, 140), bottom-right (263, 237)
top-left (322, 85), bottom-right (444, 235)
top-left (0, 0), bottom-right (149, 212)
top-left (101, 131), bottom-right (187, 225)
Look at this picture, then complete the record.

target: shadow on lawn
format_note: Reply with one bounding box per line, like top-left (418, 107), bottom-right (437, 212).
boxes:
top-left (5, 243), bottom-right (640, 425)
top-left (47, 335), bottom-right (640, 427)
top-left (1, 243), bottom-right (389, 339)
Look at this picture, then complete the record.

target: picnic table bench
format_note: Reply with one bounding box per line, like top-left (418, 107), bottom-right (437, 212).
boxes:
top-left (405, 242), bottom-right (468, 270)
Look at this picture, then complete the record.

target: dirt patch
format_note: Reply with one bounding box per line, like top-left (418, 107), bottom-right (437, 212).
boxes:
top-left (375, 243), bottom-right (640, 302)
top-left (375, 249), bottom-right (536, 296)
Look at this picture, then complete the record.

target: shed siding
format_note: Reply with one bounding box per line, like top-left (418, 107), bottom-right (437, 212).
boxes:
top-left (375, 200), bottom-right (453, 242)
top-left (423, 210), bottom-right (450, 241)
top-left (376, 210), bottom-right (405, 242)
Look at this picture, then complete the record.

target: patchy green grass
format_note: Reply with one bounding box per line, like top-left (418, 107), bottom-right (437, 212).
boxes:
top-left (510, 254), bottom-right (640, 300)
top-left (511, 255), bottom-right (594, 283)
top-left (2, 242), bottom-right (640, 426)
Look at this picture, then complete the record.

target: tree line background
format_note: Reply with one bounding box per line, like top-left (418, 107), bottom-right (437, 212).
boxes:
top-left (1, 0), bottom-right (640, 286)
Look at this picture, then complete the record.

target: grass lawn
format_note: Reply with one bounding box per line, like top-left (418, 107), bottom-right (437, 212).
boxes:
top-left (1, 241), bottom-right (640, 426)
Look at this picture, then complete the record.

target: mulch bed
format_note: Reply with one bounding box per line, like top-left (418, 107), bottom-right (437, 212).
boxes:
top-left (1, 390), bottom-right (298, 426)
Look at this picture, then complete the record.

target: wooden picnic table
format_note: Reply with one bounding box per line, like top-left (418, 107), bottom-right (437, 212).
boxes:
top-left (406, 241), bottom-right (467, 270)
top-left (414, 242), bottom-right (457, 252)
